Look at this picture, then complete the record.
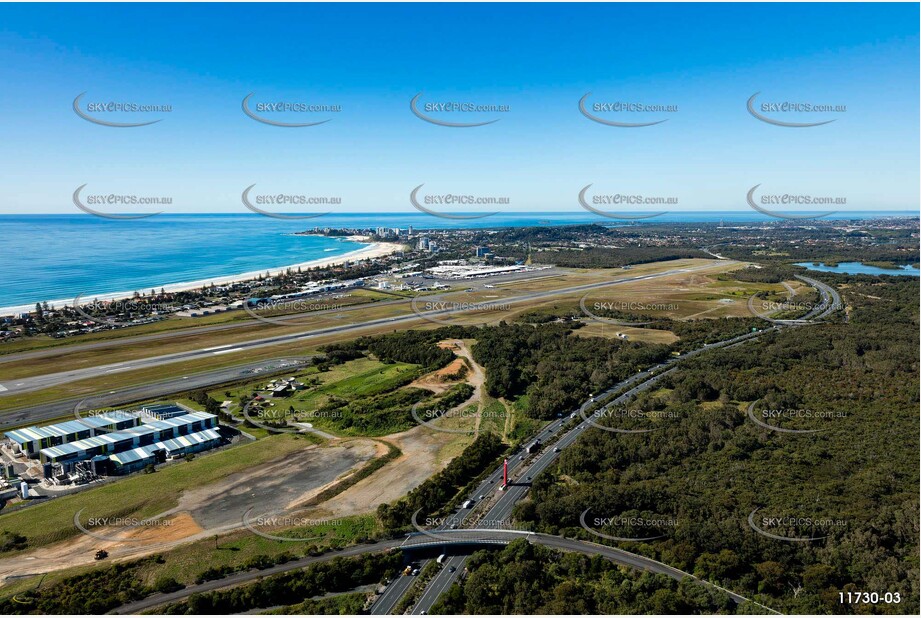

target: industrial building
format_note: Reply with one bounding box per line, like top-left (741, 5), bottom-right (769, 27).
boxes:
top-left (38, 411), bottom-right (217, 467)
top-left (107, 428), bottom-right (223, 474)
top-left (139, 403), bottom-right (189, 420)
top-left (4, 412), bottom-right (139, 458)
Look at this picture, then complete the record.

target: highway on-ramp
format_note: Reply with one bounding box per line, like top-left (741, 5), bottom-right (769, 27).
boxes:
top-left (107, 317), bottom-right (802, 615)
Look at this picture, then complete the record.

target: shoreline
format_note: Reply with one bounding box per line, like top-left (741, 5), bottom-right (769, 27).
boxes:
top-left (0, 239), bottom-right (403, 317)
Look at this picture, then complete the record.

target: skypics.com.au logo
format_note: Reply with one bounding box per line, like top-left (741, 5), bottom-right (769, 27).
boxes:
top-left (746, 184), bottom-right (842, 220)
top-left (73, 92), bottom-right (171, 127)
top-left (578, 184), bottom-right (673, 220)
top-left (73, 184), bottom-right (171, 219)
top-left (241, 184), bottom-right (338, 219)
top-left (580, 507), bottom-right (678, 542)
top-left (410, 184), bottom-right (508, 219)
top-left (579, 93), bottom-right (677, 127)
top-left (410, 92), bottom-right (509, 127)
top-left (747, 92), bottom-right (845, 128)
top-left (242, 93), bottom-right (340, 127)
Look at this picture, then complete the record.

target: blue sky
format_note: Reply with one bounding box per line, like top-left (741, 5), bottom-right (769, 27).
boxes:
top-left (0, 2), bottom-right (917, 215)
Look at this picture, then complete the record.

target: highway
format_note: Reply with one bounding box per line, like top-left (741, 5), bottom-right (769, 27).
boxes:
top-left (406, 327), bottom-right (775, 614)
top-left (410, 555), bottom-right (464, 614)
top-left (368, 564), bottom-right (418, 615)
top-left (107, 318), bottom-right (801, 615)
top-left (39, 267), bottom-right (838, 614)
top-left (796, 274), bottom-right (843, 321)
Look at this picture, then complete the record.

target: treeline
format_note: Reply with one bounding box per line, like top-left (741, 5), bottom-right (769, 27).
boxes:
top-left (377, 433), bottom-right (505, 529)
top-left (518, 276), bottom-right (919, 614)
top-left (161, 552), bottom-right (401, 614)
top-left (719, 265), bottom-right (802, 284)
top-left (438, 382), bottom-right (475, 409)
top-left (319, 329), bottom-right (462, 370)
top-left (536, 246), bottom-right (707, 268)
top-left (266, 591), bottom-right (366, 614)
top-left (0, 556), bottom-right (166, 615)
top-left (323, 323), bottom-right (677, 422)
top-left (185, 389), bottom-right (228, 421)
top-left (431, 539), bottom-right (735, 614)
top-left (471, 322), bottom-right (671, 419)
top-left (648, 317), bottom-right (763, 353)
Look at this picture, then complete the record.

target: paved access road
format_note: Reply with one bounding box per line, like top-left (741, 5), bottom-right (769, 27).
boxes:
top-left (102, 267), bottom-right (840, 615)
top-left (111, 318), bottom-right (797, 616)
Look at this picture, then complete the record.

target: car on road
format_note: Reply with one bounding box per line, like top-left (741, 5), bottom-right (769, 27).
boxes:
top-left (448, 566), bottom-right (457, 572)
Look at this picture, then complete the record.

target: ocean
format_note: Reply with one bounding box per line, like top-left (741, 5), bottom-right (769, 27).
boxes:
top-left (0, 212), bottom-right (916, 311)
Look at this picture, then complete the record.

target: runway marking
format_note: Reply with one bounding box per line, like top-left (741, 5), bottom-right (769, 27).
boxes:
top-left (203, 344), bottom-right (233, 351)
top-left (213, 347), bottom-right (243, 355)
top-left (104, 366), bottom-right (132, 373)
top-left (0, 384), bottom-right (7, 392)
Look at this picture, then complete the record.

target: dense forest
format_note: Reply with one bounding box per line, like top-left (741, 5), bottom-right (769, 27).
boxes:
top-left (431, 539), bottom-right (738, 614)
top-left (469, 322), bottom-right (671, 419)
top-left (512, 275), bottom-right (919, 614)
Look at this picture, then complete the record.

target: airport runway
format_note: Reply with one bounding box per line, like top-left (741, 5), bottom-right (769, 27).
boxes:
top-left (0, 357), bottom-right (310, 430)
top-left (108, 322), bottom-right (793, 615)
top-left (0, 262), bottom-right (733, 399)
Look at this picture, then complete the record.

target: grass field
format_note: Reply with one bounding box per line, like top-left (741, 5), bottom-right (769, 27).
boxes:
top-left (214, 357), bottom-right (418, 409)
top-left (0, 259), bottom-right (753, 414)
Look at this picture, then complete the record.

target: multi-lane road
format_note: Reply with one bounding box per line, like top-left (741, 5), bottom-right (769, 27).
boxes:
top-left (405, 327), bottom-right (777, 614)
top-left (12, 263), bottom-right (838, 614)
top-left (108, 311), bottom-right (810, 615)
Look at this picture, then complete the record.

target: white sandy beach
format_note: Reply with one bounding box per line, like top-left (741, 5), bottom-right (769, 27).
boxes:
top-left (0, 240), bottom-right (404, 317)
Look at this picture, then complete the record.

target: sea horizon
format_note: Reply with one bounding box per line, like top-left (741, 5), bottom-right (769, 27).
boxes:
top-left (1, 211), bottom-right (917, 313)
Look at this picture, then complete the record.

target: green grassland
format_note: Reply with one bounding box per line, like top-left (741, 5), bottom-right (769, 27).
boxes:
top-left (216, 357), bottom-right (429, 436)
